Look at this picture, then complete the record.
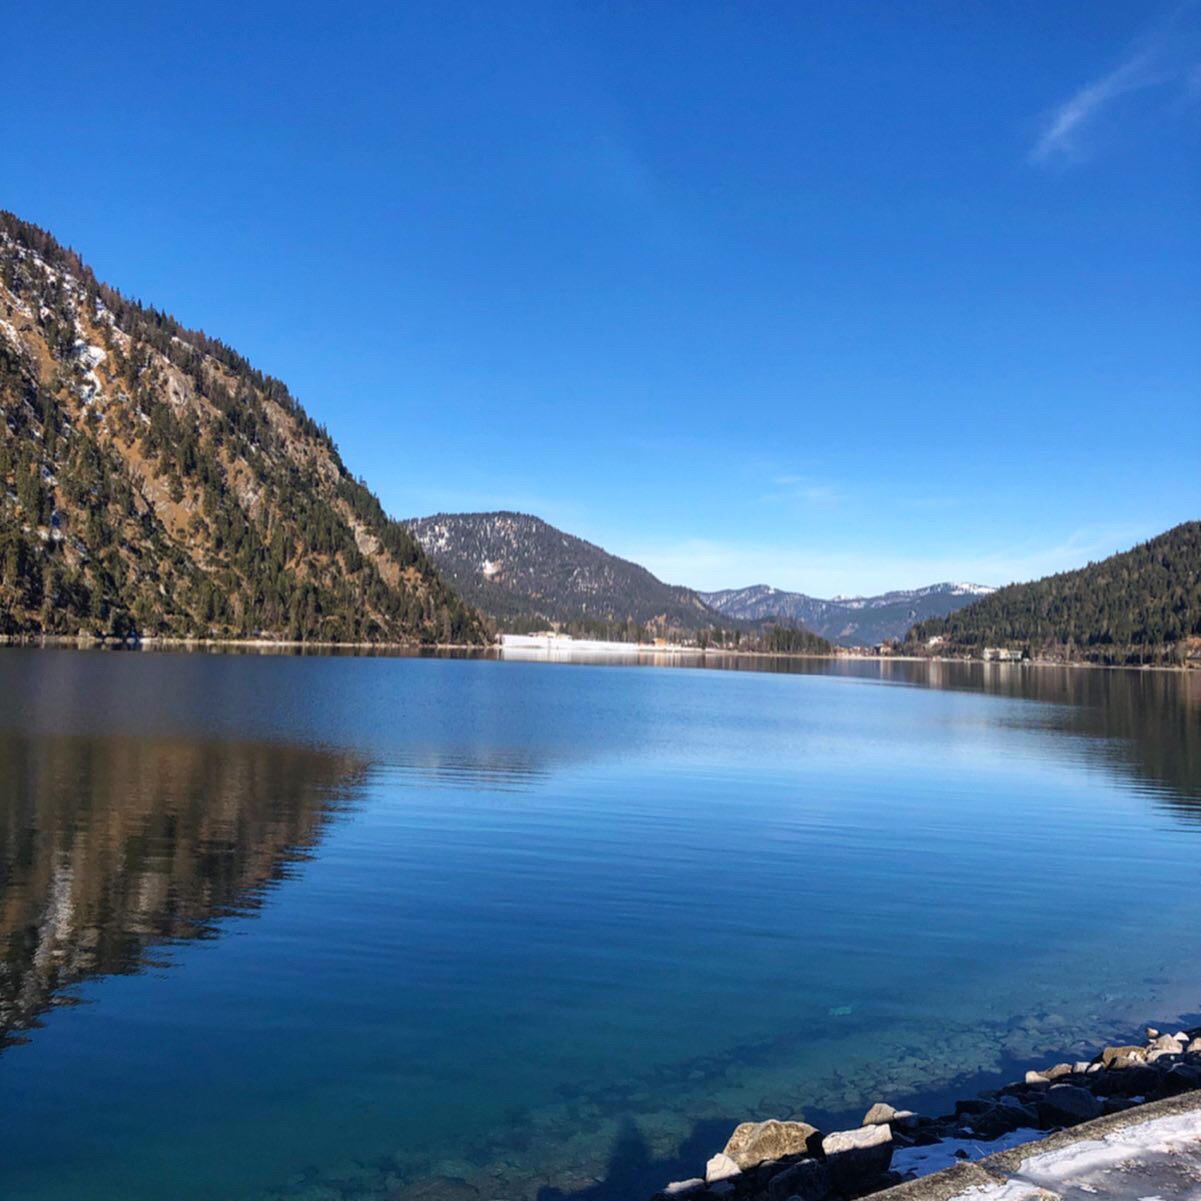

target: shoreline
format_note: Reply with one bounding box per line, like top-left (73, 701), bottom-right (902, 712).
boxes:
top-left (0, 634), bottom-right (1195, 671)
top-left (651, 1018), bottom-right (1201, 1200)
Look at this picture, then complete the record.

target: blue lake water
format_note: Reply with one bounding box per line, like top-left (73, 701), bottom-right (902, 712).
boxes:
top-left (0, 650), bottom-right (1199, 1200)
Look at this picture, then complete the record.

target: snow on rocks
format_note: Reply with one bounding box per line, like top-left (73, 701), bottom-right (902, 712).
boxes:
top-left (706, 1154), bottom-right (742, 1183)
top-left (663, 1179), bottom-right (705, 1196)
top-left (890, 1127), bottom-right (1043, 1178)
top-left (74, 340), bottom-right (106, 370)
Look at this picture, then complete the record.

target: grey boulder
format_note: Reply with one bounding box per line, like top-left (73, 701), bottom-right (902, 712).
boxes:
top-left (1038, 1084), bottom-right (1103, 1127)
top-left (821, 1124), bottom-right (893, 1194)
top-left (767, 1158), bottom-right (834, 1201)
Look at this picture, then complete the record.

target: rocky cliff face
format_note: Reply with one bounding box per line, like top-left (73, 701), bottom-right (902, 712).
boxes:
top-left (0, 212), bottom-right (483, 643)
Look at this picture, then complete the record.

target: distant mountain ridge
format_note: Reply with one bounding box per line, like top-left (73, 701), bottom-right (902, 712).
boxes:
top-left (700, 581), bottom-right (994, 647)
top-left (406, 511), bottom-right (724, 636)
top-left (907, 523), bottom-right (1201, 665)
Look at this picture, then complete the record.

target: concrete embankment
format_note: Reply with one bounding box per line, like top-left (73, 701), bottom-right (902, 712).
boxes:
top-left (651, 1024), bottom-right (1201, 1201)
top-left (869, 1090), bottom-right (1201, 1200)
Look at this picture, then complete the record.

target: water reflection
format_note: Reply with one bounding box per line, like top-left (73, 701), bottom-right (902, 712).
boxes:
top-left (672, 655), bottom-right (1201, 819)
top-left (0, 650), bottom-right (1199, 1201)
top-left (0, 733), bottom-right (364, 1048)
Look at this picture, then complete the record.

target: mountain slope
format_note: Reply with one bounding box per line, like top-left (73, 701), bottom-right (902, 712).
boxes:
top-left (906, 523), bottom-right (1201, 664)
top-left (0, 213), bottom-right (483, 643)
top-left (407, 511), bottom-right (727, 636)
top-left (701, 582), bottom-right (994, 647)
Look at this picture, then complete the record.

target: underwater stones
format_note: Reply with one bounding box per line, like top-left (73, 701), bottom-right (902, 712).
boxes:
top-left (766, 1158), bottom-right (834, 1201)
top-left (705, 1153), bottom-right (742, 1184)
top-left (821, 1124), bottom-right (893, 1194)
top-left (389, 1176), bottom-right (481, 1201)
top-left (723, 1119), bottom-right (822, 1169)
top-left (1037, 1083), bottom-right (1103, 1127)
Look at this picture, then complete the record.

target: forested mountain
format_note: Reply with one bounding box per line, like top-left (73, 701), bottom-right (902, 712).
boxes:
top-left (406, 511), bottom-right (721, 637)
top-left (406, 511), bottom-right (833, 651)
top-left (700, 581), bottom-right (994, 647)
top-left (0, 213), bottom-right (483, 643)
top-left (906, 523), bottom-right (1201, 664)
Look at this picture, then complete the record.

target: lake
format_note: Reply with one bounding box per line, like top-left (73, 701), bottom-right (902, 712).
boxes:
top-left (1, 649), bottom-right (1199, 1201)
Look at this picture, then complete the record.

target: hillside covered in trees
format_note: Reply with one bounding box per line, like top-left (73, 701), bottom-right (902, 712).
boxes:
top-left (407, 511), bottom-right (728, 638)
top-left (907, 522), bottom-right (1201, 665)
top-left (407, 511), bottom-right (831, 651)
top-left (0, 213), bottom-right (483, 643)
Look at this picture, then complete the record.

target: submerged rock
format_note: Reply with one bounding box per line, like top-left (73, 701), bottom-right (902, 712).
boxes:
top-left (723, 1119), bottom-right (822, 1169)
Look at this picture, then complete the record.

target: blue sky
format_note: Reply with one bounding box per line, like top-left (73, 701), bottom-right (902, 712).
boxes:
top-left (5, 2), bottom-right (1198, 595)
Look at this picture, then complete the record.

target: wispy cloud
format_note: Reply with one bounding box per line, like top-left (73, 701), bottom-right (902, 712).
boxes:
top-left (764, 474), bottom-right (840, 506)
top-left (1031, 2), bottom-right (1201, 164)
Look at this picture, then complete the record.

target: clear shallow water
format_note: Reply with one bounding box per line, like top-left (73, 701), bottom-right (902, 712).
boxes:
top-left (0, 651), bottom-right (1199, 1201)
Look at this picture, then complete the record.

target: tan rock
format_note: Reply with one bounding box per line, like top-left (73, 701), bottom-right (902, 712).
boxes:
top-left (723, 1119), bottom-right (821, 1168)
top-left (862, 1102), bottom-right (898, 1126)
top-left (1101, 1045), bottom-right (1146, 1067)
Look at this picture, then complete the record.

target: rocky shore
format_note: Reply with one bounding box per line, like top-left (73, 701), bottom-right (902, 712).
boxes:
top-left (650, 1023), bottom-right (1201, 1201)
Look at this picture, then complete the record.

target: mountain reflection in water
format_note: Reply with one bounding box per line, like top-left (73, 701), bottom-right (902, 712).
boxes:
top-left (0, 733), bottom-right (364, 1048)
